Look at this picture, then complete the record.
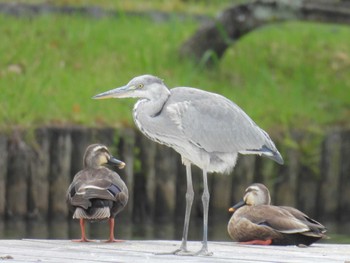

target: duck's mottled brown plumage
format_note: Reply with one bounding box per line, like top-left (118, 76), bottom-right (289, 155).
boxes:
top-left (228, 183), bottom-right (327, 246)
top-left (66, 144), bottom-right (128, 242)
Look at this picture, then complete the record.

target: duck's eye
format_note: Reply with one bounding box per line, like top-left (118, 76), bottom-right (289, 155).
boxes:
top-left (137, 84), bottom-right (144, 89)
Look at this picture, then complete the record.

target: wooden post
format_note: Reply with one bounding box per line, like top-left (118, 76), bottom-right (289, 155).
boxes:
top-left (6, 131), bottom-right (29, 221)
top-left (154, 144), bottom-right (177, 223)
top-left (209, 172), bottom-right (232, 222)
top-left (295, 133), bottom-right (323, 217)
top-left (230, 155), bottom-right (256, 205)
top-left (273, 133), bottom-right (300, 207)
top-left (117, 128), bottom-right (135, 218)
top-left (0, 134), bottom-right (7, 219)
top-left (317, 131), bottom-right (342, 224)
top-left (27, 128), bottom-right (50, 221)
top-left (48, 128), bottom-right (72, 221)
top-left (132, 133), bottom-right (156, 223)
top-left (70, 127), bottom-right (93, 180)
top-left (338, 131), bottom-right (350, 226)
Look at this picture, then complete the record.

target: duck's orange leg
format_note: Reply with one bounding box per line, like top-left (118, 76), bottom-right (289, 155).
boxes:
top-left (239, 239), bottom-right (272, 245)
top-left (72, 219), bottom-right (92, 242)
top-left (105, 218), bottom-right (124, 243)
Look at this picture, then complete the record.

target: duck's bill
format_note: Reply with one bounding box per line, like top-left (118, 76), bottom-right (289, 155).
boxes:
top-left (228, 200), bottom-right (246, 212)
top-left (107, 157), bottom-right (126, 169)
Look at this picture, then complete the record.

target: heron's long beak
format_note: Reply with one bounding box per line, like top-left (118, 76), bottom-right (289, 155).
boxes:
top-left (107, 156), bottom-right (126, 169)
top-left (228, 200), bottom-right (246, 212)
top-left (92, 85), bottom-right (133, 99)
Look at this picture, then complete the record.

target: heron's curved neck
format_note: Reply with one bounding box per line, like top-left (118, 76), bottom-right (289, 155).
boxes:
top-left (134, 89), bottom-right (170, 117)
top-left (133, 88), bottom-right (170, 133)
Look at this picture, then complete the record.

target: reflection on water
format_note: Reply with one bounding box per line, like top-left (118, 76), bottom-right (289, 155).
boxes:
top-left (0, 217), bottom-right (231, 241)
top-left (1, 218), bottom-right (350, 244)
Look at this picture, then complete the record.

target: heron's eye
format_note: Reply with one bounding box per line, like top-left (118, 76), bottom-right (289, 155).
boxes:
top-left (137, 84), bottom-right (144, 89)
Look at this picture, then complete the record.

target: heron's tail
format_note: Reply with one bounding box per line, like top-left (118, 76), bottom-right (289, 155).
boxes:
top-left (239, 145), bottom-right (284, 165)
top-left (262, 147), bottom-right (284, 165)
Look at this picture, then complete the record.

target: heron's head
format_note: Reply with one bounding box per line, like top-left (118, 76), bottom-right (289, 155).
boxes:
top-left (93, 74), bottom-right (169, 100)
top-left (228, 183), bottom-right (271, 212)
top-left (83, 144), bottom-right (125, 170)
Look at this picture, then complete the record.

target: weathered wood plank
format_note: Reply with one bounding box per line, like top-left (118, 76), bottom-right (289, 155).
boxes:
top-left (0, 240), bottom-right (349, 263)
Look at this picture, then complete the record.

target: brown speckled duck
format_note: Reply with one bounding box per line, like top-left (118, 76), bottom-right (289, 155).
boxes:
top-left (66, 144), bottom-right (128, 242)
top-left (227, 183), bottom-right (327, 246)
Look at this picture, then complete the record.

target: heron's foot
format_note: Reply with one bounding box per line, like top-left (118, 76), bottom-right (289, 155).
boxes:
top-left (157, 247), bottom-right (212, 257)
top-left (193, 245), bottom-right (213, 256)
top-left (104, 238), bottom-right (124, 243)
top-left (156, 245), bottom-right (191, 256)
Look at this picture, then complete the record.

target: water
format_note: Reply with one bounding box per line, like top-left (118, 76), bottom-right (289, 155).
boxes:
top-left (1, 218), bottom-right (350, 244)
top-left (0, 217), bottom-right (231, 241)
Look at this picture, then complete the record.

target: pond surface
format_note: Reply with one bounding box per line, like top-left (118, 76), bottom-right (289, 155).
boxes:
top-left (1, 218), bottom-right (350, 244)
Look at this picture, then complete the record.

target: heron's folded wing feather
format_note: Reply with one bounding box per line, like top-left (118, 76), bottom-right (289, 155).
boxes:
top-left (167, 92), bottom-right (271, 153)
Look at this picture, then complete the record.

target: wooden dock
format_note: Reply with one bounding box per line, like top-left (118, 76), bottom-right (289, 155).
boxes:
top-left (0, 239), bottom-right (349, 262)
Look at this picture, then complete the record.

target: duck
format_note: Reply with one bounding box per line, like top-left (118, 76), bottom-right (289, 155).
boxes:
top-left (227, 183), bottom-right (327, 246)
top-left (66, 144), bottom-right (128, 242)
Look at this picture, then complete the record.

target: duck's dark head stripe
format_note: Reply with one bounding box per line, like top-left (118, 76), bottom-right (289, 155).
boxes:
top-left (107, 184), bottom-right (122, 197)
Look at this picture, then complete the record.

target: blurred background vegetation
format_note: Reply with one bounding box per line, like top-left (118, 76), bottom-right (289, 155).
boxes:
top-left (1, 0), bottom-right (350, 133)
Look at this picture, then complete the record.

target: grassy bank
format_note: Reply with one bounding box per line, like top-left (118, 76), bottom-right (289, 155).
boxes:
top-left (1, 11), bottom-right (350, 131)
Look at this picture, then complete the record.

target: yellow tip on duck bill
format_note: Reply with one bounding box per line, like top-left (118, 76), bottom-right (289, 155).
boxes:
top-left (228, 207), bottom-right (235, 213)
top-left (107, 157), bottom-right (126, 169)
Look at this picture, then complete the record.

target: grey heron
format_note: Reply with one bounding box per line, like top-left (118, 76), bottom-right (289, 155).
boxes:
top-left (93, 74), bottom-right (283, 255)
top-left (67, 144), bottom-right (128, 242)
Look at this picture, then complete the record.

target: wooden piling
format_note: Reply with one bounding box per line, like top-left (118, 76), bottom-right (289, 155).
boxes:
top-left (229, 155), bottom-right (256, 205)
top-left (209, 171), bottom-right (232, 222)
top-left (0, 134), bottom-right (7, 219)
top-left (154, 144), bottom-right (177, 223)
top-left (338, 130), bottom-right (350, 226)
top-left (1, 126), bottom-right (350, 239)
top-left (6, 131), bottom-right (30, 221)
top-left (70, 127), bottom-right (93, 179)
top-left (318, 131), bottom-right (342, 224)
top-left (118, 128), bottom-right (135, 218)
top-left (273, 135), bottom-right (299, 207)
top-left (27, 128), bottom-right (51, 220)
top-left (48, 128), bottom-right (72, 221)
top-left (137, 133), bottom-right (157, 222)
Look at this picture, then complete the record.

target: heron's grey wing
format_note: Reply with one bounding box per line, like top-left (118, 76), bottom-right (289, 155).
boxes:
top-left (167, 88), bottom-right (275, 153)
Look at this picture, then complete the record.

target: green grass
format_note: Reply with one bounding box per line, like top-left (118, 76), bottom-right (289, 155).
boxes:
top-left (1, 12), bottom-right (350, 132)
top-left (0, 0), bottom-right (238, 16)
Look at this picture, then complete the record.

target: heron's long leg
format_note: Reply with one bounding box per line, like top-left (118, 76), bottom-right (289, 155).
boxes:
top-left (157, 162), bottom-right (194, 255)
top-left (195, 169), bottom-right (213, 256)
top-left (178, 162), bottom-right (194, 252)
